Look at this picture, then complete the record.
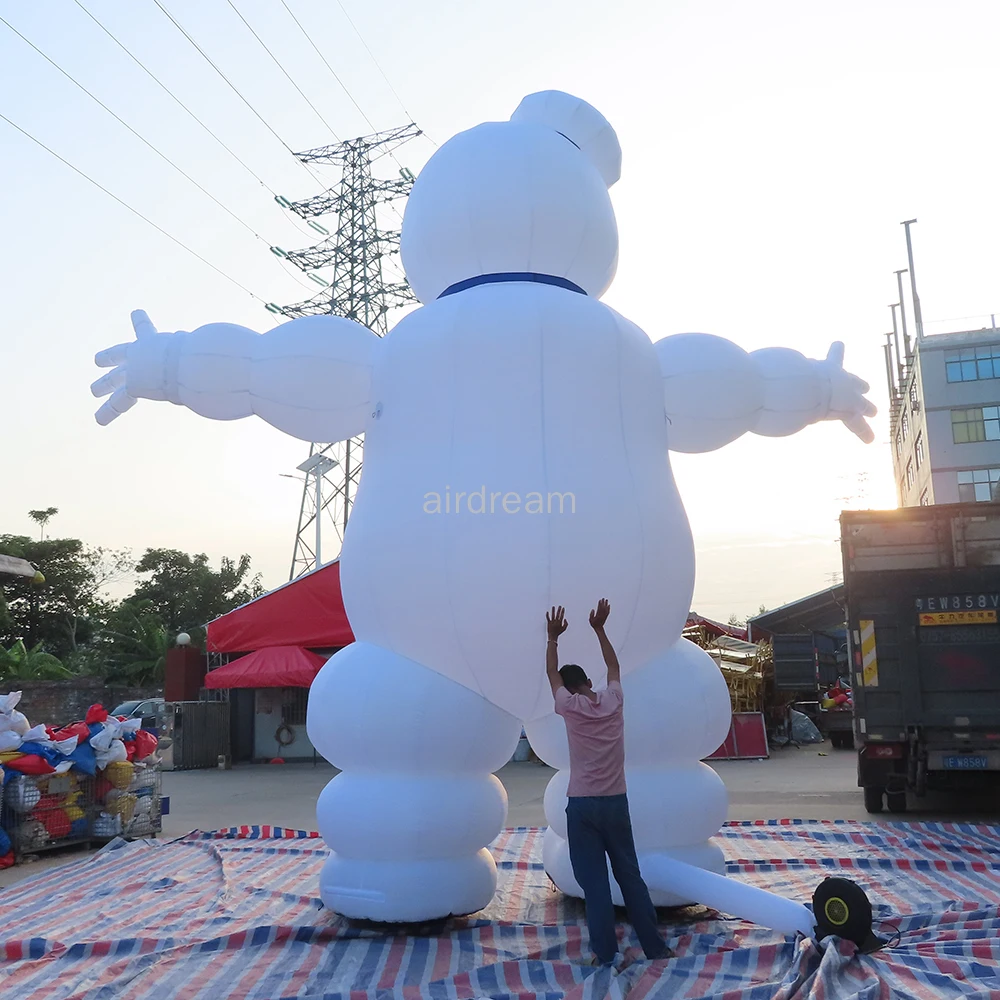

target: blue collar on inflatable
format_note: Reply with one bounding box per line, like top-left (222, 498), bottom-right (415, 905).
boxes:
top-left (438, 272), bottom-right (587, 298)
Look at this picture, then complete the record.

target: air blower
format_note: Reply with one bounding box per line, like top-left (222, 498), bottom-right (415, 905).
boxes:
top-left (812, 877), bottom-right (886, 953)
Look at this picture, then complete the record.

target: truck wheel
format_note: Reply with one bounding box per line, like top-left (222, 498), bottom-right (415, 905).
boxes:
top-left (886, 791), bottom-right (907, 813)
top-left (863, 785), bottom-right (884, 813)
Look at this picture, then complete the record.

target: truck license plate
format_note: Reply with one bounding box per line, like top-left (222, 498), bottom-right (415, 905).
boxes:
top-left (943, 755), bottom-right (989, 770)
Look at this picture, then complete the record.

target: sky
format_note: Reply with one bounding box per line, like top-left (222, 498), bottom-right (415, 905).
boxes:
top-left (2, 0), bottom-right (999, 622)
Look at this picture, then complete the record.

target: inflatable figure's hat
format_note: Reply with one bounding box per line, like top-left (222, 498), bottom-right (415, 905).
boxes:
top-left (510, 91), bottom-right (622, 188)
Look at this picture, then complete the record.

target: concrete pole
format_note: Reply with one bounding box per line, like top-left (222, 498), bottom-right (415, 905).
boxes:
top-left (315, 470), bottom-right (322, 569)
top-left (902, 220), bottom-right (924, 339)
top-left (895, 270), bottom-right (910, 357)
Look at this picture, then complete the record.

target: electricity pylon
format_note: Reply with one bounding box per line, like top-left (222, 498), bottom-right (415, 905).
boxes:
top-left (267, 124), bottom-right (421, 579)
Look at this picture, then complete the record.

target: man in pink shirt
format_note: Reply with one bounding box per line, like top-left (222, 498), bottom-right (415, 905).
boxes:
top-left (546, 600), bottom-right (671, 968)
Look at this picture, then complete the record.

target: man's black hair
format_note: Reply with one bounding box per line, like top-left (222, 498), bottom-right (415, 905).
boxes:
top-left (559, 663), bottom-right (589, 691)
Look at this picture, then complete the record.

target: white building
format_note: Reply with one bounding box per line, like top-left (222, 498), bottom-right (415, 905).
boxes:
top-left (891, 323), bottom-right (1000, 507)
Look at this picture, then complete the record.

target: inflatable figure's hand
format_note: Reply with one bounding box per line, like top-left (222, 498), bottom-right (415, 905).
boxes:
top-left (91, 310), bottom-right (174, 425)
top-left (819, 342), bottom-right (877, 444)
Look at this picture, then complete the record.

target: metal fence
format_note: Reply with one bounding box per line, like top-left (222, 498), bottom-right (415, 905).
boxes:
top-left (164, 700), bottom-right (231, 770)
top-left (1, 759), bottom-right (162, 861)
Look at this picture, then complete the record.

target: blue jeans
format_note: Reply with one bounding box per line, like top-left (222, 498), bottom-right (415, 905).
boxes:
top-left (566, 794), bottom-right (667, 964)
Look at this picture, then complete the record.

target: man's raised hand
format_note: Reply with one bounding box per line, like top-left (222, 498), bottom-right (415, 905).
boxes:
top-left (546, 606), bottom-right (568, 641)
top-left (589, 598), bottom-right (611, 631)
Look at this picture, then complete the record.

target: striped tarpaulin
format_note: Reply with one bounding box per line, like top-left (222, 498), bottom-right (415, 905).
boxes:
top-left (1, 821), bottom-right (998, 999)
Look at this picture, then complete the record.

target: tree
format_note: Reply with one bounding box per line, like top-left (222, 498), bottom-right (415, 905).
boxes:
top-left (27, 508), bottom-right (59, 541)
top-left (728, 605), bottom-right (769, 628)
top-left (0, 640), bottom-right (73, 683)
top-left (0, 535), bottom-right (132, 658)
top-left (97, 601), bottom-right (170, 685)
top-left (129, 549), bottom-right (264, 641)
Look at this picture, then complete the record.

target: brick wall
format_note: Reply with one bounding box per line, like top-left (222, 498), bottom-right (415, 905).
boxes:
top-left (11, 680), bottom-right (163, 727)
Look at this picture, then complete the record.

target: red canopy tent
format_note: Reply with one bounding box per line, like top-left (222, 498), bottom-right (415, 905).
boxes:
top-left (207, 560), bottom-right (354, 653)
top-left (203, 645), bottom-right (327, 689)
top-left (686, 613), bottom-right (748, 642)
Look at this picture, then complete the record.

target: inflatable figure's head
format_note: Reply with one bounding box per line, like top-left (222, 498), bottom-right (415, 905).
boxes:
top-left (401, 91), bottom-right (621, 304)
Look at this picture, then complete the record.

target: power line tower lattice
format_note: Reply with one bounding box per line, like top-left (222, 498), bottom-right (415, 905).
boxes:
top-left (268, 124), bottom-right (421, 580)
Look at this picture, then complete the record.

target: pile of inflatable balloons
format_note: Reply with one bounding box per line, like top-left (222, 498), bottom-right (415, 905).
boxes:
top-left (0, 692), bottom-right (161, 865)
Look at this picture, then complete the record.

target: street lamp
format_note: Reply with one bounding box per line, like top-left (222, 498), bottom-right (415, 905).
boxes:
top-left (286, 455), bottom-right (340, 569)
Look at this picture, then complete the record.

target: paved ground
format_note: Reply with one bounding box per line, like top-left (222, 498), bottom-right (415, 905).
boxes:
top-left (2, 745), bottom-right (996, 889)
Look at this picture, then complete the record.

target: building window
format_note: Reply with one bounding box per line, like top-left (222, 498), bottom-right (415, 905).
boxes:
top-left (895, 430), bottom-right (903, 459)
top-left (905, 460), bottom-right (914, 490)
top-left (909, 381), bottom-right (919, 407)
top-left (915, 432), bottom-right (925, 469)
top-left (945, 345), bottom-right (1000, 382)
top-left (919, 489), bottom-right (930, 505)
top-left (957, 468), bottom-right (1000, 502)
top-left (901, 410), bottom-right (909, 441)
top-left (952, 406), bottom-right (1000, 444)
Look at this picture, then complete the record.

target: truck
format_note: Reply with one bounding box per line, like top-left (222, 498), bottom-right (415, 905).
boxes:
top-left (769, 632), bottom-right (854, 747)
top-left (842, 502), bottom-right (1000, 813)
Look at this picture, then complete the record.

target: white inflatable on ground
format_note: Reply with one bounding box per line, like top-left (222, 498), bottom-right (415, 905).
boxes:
top-left (0, 691), bottom-right (30, 737)
top-left (91, 91), bottom-right (875, 925)
top-left (0, 730), bottom-right (22, 753)
top-left (8, 776), bottom-right (41, 814)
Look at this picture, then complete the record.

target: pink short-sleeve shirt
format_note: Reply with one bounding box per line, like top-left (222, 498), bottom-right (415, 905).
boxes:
top-left (554, 681), bottom-right (626, 797)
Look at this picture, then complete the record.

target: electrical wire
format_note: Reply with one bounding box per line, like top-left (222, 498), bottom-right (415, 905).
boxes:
top-left (67, 1), bottom-right (326, 249)
top-left (924, 313), bottom-right (997, 327)
top-left (0, 13), bottom-right (273, 247)
top-left (5, 9), bottom-right (322, 295)
top-left (150, 0), bottom-right (322, 186)
top-left (276, 0), bottom-right (377, 133)
top-left (332, 0), bottom-right (436, 145)
top-left (71, 0), bottom-right (274, 193)
top-left (870, 921), bottom-right (901, 953)
top-left (151, 0), bottom-right (296, 154)
top-left (224, 0), bottom-right (341, 141)
top-left (0, 110), bottom-right (262, 301)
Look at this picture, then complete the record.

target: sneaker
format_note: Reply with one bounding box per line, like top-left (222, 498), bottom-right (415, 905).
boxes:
top-left (589, 954), bottom-right (628, 971)
top-left (647, 945), bottom-right (676, 961)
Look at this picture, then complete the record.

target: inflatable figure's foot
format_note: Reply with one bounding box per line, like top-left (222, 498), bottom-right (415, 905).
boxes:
top-left (320, 849), bottom-right (498, 922)
top-left (543, 827), bottom-right (725, 908)
top-left (306, 642), bottom-right (522, 921)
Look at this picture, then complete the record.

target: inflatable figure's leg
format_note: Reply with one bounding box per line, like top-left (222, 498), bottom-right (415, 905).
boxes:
top-left (527, 638), bottom-right (732, 907)
top-left (307, 642), bottom-right (522, 921)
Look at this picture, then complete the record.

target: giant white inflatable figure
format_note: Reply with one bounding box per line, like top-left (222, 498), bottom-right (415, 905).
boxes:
top-left (92, 92), bottom-right (874, 926)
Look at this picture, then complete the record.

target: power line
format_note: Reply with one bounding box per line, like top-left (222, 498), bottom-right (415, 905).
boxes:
top-left (332, 0), bottom-right (436, 145)
top-left (224, 0), bottom-right (341, 141)
top-left (0, 110), bottom-right (262, 301)
top-left (0, 13), bottom-right (273, 247)
top-left (68, 1), bottom-right (332, 251)
top-left (150, 0), bottom-right (321, 185)
top-left (277, 0), bottom-right (377, 133)
top-left (71, 0), bottom-right (274, 192)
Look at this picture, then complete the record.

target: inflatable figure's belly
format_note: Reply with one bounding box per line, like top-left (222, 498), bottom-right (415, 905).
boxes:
top-left (338, 285), bottom-right (694, 720)
top-left (341, 440), bottom-right (694, 720)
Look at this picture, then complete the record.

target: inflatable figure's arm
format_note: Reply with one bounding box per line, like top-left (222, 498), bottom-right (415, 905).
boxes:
top-left (91, 310), bottom-right (380, 442)
top-left (653, 334), bottom-right (877, 453)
